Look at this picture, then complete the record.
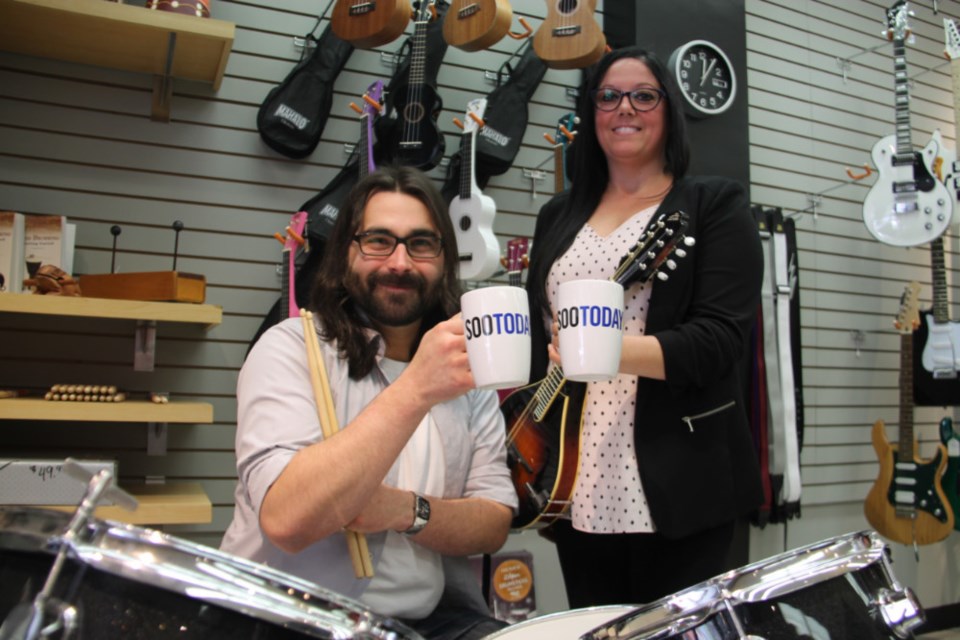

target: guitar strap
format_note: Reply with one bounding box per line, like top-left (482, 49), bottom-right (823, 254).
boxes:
top-left (769, 209), bottom-right (802, 508)
top-left (748, 207), bottom-right (773, 526)
top-left (758, 210), bottom-right (784, 490)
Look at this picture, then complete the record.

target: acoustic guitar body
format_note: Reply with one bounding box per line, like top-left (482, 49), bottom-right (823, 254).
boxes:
top-left (863, 419), bottom-right (953, 545)
top-left (443, 0), bottom-right (513, 51)
top-left (331, 0), bottom-right (413, 49)
top-left (533, 0), bottom-right (606, 70)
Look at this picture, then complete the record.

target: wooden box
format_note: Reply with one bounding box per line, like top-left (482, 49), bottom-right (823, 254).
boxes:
top-left (78, 271), bottom-right (206, 303)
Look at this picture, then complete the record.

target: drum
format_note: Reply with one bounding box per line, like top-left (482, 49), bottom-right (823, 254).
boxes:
top-left (145, 0), bottom-right (211, 18)
top-left (484, 605), bottom-right (637, 639)
top-left (581, 531), bottom-right (924, 640)
top-left (0, 507), bottom-right (419, 639)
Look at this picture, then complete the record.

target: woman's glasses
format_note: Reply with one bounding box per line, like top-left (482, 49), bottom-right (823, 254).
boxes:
top-left (591, 87), bottom-right (666, 112)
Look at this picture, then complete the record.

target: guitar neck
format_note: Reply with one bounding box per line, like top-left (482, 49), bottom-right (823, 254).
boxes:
top-left (892, 36), bottom-right (914, 158)
top-left (359, 114), bottom-right (374, 179)
top-left (899, 331), bottom-right (916, 461)
top-left (280, 248), bottom-right (295, 319)
top-left (458, 130), bottom-right (476, 199)
top-left (931, 237), bottom-right (950, 323)
top-left (553, 145), bottom-right (565, 193)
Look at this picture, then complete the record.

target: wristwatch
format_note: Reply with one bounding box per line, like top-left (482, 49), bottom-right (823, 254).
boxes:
top-left (403, 493), bottom-right (430, 535)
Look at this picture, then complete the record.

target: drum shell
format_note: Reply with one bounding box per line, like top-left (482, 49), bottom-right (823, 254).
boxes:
top-left (0, 507), bottom-right (419, 640)
top-left (145, 0), bottom-right (211, 18)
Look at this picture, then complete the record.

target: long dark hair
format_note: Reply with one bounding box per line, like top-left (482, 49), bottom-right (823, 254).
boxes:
top-left (527, 46), bottom-right (691, 319)
top-left (310, 165), bottom-right (462, 379)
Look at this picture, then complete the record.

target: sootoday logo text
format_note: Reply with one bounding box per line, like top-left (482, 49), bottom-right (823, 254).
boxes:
top-left (557, 305), bottom-right (623, 330)
top-left (464, 312), bottom-right (530, 340)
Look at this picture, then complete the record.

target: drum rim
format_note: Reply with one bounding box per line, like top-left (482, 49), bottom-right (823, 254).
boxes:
top-left (0, 506), bottom-right (420, 640)
top-left (482, 604), bottom-right (639, 639)
top-left (585, 530), bottom-right (891, 640)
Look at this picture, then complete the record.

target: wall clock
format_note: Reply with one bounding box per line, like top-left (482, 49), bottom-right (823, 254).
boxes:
top-left (667, 39), bottom-right (737, 117)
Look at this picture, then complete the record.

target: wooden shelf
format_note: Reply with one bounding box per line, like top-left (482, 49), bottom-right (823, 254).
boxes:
top-left (40, 482), bottom-right (212, 525)
top-left (0, 293), bottom-right (222, 326)
top-left (0, 398), bottom-right (213, 423)
top-left (0, 0), bottom-right (235, 119)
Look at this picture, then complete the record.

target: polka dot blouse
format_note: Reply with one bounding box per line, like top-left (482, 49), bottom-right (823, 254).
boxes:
top-left (545, 204), bottom-right (659, 534)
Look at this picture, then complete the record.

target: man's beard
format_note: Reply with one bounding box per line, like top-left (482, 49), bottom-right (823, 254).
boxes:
top-left (345, 269), bottom-right (442, 327)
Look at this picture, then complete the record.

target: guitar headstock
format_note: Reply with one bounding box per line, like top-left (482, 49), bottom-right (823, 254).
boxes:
top-left (884, 1), bottom-right (910, 42)
top-left (611, 210), bottom-right (693, 287)
top-left (502, 237), bottom-right (530, 287)
top-left (280, 210), bottom-right (308, 253)
top-left (461, 97), bottom-right (488, 135)
top-left (894, 281), bottom-right (922, 333)
top-left (362, 80), bottom-right (384, 119)
top-left (555, 112), bottom-right (578, 149)
top-left (944, 18), bottom-right (960, 61)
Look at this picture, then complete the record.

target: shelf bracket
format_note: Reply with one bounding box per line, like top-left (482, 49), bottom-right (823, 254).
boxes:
top-left (147, 422), bottom-right (168, 456)
top-left (151, 32), bottom-right (177, 122)
top-left (134, 320), bottom-right (157, 371)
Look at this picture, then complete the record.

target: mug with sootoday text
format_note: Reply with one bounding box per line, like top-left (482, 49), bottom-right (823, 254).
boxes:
top-left (460, 286), bottom-right (531, 390)
top-left (556, 279), bottom-right (625, 382)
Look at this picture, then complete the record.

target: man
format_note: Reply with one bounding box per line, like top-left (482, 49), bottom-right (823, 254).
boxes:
top-left (221, 165), bottom-right (517, 640)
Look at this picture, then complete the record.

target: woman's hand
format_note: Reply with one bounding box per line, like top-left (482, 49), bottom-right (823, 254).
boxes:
top-left (547, 316), bottom-right (562, 365)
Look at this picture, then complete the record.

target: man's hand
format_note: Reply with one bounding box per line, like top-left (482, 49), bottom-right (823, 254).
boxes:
top-left (402, 314), bottom-right (475, 406)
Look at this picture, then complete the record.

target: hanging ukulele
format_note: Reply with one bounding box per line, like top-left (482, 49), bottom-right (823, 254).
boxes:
top-left (451, 98), bottom-right (500, 281)
top-left (501, 210), bottom-right (692, 529)
top-left (331, 0), bottom-right (412, 48)
top-left (862, 1), bottom-right (952, 247)
top-left (273, 212), bottom-right (308, 320)
top-left (864, 281), bottom-right (954, 545)
top-left (349, 80), bottom-right (385, 179)
top-left (443, 0), bottom-right (514, 51)
top-left (544, 112), bottom-right (578, 193)
top-left (383, 0), bottom-right (446, 171)
top-left (501, 237), bottom-right (529, 288)
top-left (532, 0), bottom-right (606, 70)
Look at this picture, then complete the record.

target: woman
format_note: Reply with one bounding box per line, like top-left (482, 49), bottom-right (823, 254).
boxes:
top-left (525, 46), bottom-right (764, 607)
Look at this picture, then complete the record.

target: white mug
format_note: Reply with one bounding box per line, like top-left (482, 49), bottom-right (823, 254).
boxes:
top-left (557, 279), bottom-right (624, 382)
top-left (461, 286), bottom-right (531, 390)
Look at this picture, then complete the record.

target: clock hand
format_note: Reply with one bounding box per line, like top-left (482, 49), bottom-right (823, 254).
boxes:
top-left (700, 58), bottom-right (717, 86)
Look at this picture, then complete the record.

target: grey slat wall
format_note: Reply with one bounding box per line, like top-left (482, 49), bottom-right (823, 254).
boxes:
top-left (3, 0), bottom-right (959, 615)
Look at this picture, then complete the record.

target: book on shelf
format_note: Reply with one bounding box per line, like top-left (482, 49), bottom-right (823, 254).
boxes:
top-left (0, 211), bottom-right (25, 294)
top-left (23, 214), bottom-right (74, 288)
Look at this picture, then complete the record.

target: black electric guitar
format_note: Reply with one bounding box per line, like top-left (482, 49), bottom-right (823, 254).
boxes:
top-left (864, 281), bottom-right (954, 545)
top-left (385, 0), bottom-right (445, 170)
top-left (501, 210), bottom-right (692, 529)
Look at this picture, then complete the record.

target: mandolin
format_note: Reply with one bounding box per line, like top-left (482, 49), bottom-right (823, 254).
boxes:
top-left (532, 0), bottom-right (606, 70)
top-left (443, 0), bottom-right (513, 51)
top-left (501, 210), bottom-right (691, 529)
top-left (451, 97), bottom-right (500, 281)
top-left (864, 281), bottom-right (954, 545)
top-left (331, 0), bottom-right (413, 49)
top-left (383, 0), bottom-right (446, 171)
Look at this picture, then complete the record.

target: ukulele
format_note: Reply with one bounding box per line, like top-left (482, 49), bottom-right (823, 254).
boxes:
top-left (451, 97), bottom-right (500, 281)
top-left (443, 0), bottom-right (513, 51)
top-left (331, 0), bottom-right (412, 49)
top-left (862, 1), bottom-right (952, 247)
top-left (939, 417), bottom-right (960, 531)
top-left (501, 237), bottom-right (529, 288)
top-left (350, 80), bottom-right (385, 179)
top-left (501, 210), bottom-right (691, 529)
top-left (274, 211), bottom-right (308, 319)
top-left (864, 281), bottom-right (954, 545)
top-left (385, 0), bottom-right (446, 171)
top-left (532, 0), bottom-right (606, 70)
top-left (544, 112), bottom-right (577, 193)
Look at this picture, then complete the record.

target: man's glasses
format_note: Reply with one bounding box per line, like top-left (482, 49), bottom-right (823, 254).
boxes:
top-left (353, 231), bottom-right (443, 259)
top-left (591, 87), bottom-right (666, 112)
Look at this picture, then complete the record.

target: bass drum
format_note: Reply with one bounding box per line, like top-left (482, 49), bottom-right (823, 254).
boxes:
top-left (484, 605), bottom-right (637, 639)
top-left (0, 507), bottom-right (419, 639)
top-left (582, 531), bottom-right (924, 640)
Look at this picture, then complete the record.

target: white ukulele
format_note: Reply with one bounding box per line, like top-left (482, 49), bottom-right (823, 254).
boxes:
top-left (450, 98), bottom-right (500, 281)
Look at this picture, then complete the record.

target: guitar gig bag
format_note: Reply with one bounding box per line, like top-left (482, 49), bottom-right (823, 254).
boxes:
top-left (257, 24), bottom-right (354, 159)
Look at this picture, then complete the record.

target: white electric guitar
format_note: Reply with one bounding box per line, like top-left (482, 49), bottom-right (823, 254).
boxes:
top-left (451, 98), bottom-right (500, 281)
top-left (862, 1), bottom-right (952, 247)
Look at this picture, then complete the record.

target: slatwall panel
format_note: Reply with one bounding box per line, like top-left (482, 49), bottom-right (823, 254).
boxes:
top-left (745, 0), bottom-right (960, 611)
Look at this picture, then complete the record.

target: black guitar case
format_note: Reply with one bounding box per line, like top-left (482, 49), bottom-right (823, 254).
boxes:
top-left (257, 24), bottom-right (354, 159)
top-left (374, 1), bottom-right (450, 169)
top-left (441, 40), bottom-right (548, 203)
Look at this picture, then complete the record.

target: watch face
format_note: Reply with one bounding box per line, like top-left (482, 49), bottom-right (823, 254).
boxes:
top-left (669, 40), bottom-right (737, 117)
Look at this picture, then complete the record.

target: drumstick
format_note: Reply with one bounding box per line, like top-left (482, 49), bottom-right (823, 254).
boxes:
top-left (300, 309), bottom-right (375, 578)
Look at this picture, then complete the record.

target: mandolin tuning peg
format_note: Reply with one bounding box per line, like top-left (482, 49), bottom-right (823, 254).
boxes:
top-left (665, 259), bottom-right (677, 270)
top-left (683, 237), bottom-right (696, 247)
top-left (656, 272), bottom-right (670, 281)
top-left (674, 248), bottom-right (687, 259)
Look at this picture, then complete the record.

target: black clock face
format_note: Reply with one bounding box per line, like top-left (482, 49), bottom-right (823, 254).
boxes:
top-left (670, 40), bottom-right (737, 117)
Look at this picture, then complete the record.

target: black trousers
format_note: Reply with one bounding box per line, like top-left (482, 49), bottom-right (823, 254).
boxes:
top-left (552, 518), bottom-right (736, 608)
